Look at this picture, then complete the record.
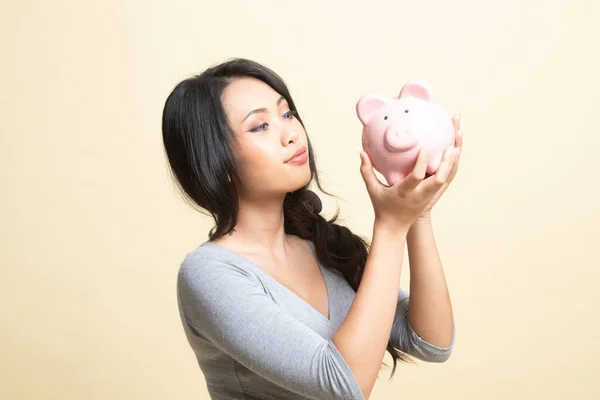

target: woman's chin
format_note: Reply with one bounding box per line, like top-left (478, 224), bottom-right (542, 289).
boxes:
top-left (287, 171), bottom-right (312, 193)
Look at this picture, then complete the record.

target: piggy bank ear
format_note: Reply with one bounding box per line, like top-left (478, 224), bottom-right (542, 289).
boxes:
top-left (398, 80), bottom-right (433, 101)
top-left (356, 95), bottom-right (389, 126)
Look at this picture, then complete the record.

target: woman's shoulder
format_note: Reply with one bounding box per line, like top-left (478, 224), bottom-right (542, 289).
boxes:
top-left (183, 240), bottom-right (227, 261)
top-left (178, 241), bottom-right (259, 284)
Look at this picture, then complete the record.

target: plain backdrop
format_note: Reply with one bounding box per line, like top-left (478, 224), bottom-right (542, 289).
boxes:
top-left (2, 0), bottom-right (599, 399)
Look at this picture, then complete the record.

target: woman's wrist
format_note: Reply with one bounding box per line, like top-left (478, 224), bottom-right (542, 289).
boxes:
top-left (415, 212), bottom-right (432, 224)
top-left (373, 218), bottom-right (410, 240)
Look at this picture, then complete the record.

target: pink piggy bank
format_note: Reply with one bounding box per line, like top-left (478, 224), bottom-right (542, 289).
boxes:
top-left (356, 80), bottom-right (455, 185)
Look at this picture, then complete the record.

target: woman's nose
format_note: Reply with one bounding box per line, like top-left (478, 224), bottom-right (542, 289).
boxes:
top-left (281, 126), bottom-right (299, 145)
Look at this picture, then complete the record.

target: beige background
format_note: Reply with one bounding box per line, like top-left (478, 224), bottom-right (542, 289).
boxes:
top-left (2, 0), bottom-right (599, 399)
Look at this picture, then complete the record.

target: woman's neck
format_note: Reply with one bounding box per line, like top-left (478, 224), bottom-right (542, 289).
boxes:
top-left (223, 196), bottom-right (293, 258)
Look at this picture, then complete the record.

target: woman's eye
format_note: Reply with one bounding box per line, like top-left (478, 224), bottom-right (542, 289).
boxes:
top-left (250, 123), bottom-right (268, 133)
top-left (283, 110), bottom-right (297, 120)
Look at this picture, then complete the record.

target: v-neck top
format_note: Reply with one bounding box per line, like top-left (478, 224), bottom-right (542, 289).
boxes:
top-left (176, 240), bottom-right (454, 400)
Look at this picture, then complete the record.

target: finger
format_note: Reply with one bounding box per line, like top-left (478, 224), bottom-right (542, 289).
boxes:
top-left (452, 113), bottom-right (460, 134)
top-left (447, 147), bottom-right (461, 181)
top-left (452, 113), bottom-right (463, 148)
top-left (398, 148), bottom-right (429, 191)
top-left (359, 151), bottom-right (383, 194)
top-left (421, 147), bottom-right (459, 193)
top-left (455, 128), bottom-right (463, 149)
top-left (438, 147), bottom-right (460, 180)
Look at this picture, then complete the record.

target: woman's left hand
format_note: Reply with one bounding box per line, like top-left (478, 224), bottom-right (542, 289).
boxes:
top-left (420, 113), bottom-right (463, 218)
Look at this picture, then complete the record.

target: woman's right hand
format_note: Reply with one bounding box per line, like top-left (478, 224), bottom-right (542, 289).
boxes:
top-left (359, 147), bottom-right (459, 233)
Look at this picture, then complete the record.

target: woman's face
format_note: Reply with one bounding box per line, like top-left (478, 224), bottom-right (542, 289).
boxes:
top-left (222, 77), bottom-right (312, 200)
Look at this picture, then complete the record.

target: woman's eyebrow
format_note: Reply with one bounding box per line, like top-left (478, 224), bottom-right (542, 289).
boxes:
top-left (241, 96), bottom-right (285, 122)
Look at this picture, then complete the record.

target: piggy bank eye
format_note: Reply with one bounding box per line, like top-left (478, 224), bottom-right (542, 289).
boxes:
top-left (384, 116), bottom-right (388, 120)
top-left (405, 109), bottom-right (409, 113)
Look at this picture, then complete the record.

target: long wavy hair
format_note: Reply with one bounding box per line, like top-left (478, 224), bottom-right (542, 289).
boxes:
top-left (161, 57), bottom-right (411, 377)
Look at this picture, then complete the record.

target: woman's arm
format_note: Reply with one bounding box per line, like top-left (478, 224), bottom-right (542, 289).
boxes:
top-left (405, 215), bottom-right (455, 348)
top-left (402, 113), bottom-right (462, 350)
top-left (334, 223), bottom-right (408, 399)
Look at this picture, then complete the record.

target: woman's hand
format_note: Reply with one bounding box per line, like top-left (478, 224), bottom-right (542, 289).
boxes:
top-left (420, 113), bottom-right (463, 218)
top-left (359, 114), bottom-right (462, 232)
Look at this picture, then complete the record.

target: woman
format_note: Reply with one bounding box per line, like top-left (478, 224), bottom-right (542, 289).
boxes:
top-left (162, 58), bottom-right (462, 400)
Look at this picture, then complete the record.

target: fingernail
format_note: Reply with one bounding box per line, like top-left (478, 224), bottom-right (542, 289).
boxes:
top-left (454, 148), bottom-right (461, 157)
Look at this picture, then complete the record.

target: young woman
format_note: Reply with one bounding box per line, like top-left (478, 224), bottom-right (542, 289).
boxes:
top-left (162, 58), bottom-right (462, 400)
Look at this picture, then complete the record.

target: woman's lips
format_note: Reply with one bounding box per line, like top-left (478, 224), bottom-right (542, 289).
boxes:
top-left (285, 147), bottom-right (308, 164)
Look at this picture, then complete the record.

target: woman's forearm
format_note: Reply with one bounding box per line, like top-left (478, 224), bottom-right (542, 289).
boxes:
top-left (333, 222), bottom-right (408, 399)
top-left (406, 215), bottom-right (455, 348)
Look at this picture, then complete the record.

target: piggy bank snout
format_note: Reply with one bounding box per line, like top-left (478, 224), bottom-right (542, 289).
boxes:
top-left (383, 126), bottom-right (419, 152)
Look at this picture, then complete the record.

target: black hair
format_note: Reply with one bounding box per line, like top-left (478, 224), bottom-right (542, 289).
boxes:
top-left (161, 57), bottom-right (411, 377)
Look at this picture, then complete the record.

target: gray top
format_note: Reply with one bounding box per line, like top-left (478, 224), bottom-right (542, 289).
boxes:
top-left (177, 240), bottom-right (454, 400)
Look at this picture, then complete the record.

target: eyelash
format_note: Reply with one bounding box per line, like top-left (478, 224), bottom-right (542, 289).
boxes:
top-left (249, 110), bottom-right (297, 133)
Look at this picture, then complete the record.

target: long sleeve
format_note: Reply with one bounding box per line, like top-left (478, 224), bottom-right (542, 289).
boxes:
top-left (390, 289), bottom-right (455, 362)
top-left (177, 251), bottom-right (364, 400)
